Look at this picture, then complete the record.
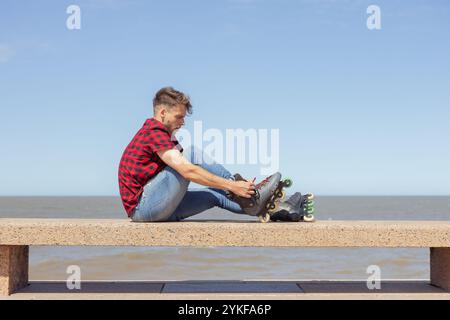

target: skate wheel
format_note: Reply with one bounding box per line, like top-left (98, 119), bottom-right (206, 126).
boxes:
top-left (283, 178), bottom-right (293, 188)
top-left (267, 202), bottom-right (278, 213)
top-left (265, 202), bottom-right (273, 210)
top-left (277, 190), bottom-right (286, 200)
top-left (304, 204), bottom-right (314, 212)
top-left (259, 214), bottom-right (271, 223)
top-left (305, 193), bottom-right (315, 200)
top-left (305, 200), bottom-right (315, 207)
top-left (303, 214), bottom-right (315, 222)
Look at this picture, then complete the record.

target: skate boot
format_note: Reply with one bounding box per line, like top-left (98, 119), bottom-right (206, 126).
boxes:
top-left (270, 192), bottom-right (316, 222)
top-left (229, 172), bottom-right (292, 223)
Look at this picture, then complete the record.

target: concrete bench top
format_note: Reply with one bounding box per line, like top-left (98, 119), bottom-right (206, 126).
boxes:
top-left (1, 218), bottom-right (450, 247)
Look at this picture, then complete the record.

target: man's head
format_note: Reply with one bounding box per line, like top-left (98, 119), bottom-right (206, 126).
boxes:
top-left (153, 87), bottom-right (193, 134)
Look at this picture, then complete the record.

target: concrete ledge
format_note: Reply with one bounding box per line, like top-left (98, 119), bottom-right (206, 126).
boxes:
top-left (2, 219), bottom-right (450, 296)
top-left (1, 280), bottom-right (449, 300)
top-left (1, 219), bottom-right (450, 247)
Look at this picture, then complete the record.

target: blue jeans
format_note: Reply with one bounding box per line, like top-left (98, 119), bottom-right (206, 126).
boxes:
top-left (131, 146), bottom-right (245, 222)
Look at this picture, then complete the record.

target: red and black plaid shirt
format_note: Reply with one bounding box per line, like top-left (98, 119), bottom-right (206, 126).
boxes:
top-left (118, 118), bottom-right (183, 217)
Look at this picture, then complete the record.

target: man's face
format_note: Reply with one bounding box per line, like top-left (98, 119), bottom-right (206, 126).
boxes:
top-left (160, 104), bottom-right (187, 134)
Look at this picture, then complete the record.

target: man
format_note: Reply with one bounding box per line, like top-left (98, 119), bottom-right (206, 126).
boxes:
top-left (118, 87), bottom-right (310, 222)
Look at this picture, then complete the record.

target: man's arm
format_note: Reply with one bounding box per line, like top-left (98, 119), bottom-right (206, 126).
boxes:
top-left (157, 149), bottom-right (254, 198)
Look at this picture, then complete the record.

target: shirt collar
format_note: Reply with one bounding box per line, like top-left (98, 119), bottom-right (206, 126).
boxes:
top-left (144, 117), bottom-right (167, 130)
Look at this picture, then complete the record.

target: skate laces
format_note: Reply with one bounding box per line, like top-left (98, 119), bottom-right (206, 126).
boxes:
top-left (256, 176), bottom-right (271, 189)
top-left (251, 176), bottom-right (272, 200)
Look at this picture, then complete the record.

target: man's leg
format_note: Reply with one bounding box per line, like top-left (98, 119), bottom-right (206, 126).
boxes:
top-left (185, 145), bottom-right (234, 180)
top-left (166, 146), bottom-right (245, 221)
top-left (131, 166), bottom-right (190, 222)
top-left (168, 188), bottom-right (245, 221)
top-left (132, 145), bottom-right (244, 222)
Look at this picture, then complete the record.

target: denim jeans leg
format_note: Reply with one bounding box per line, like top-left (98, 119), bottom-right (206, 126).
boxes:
top-left (166, 146), bottom-right (245, 221)
top-left (184, 145), bottom-right (233, 180)
top-left (133, 146), bottom-right (244, 222)
top-left (168, 188), bottom-right (245, 221)
top-left (131, 166), bottom-right (189, 222)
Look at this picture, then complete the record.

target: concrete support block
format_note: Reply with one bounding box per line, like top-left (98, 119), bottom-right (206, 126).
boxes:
top-left (430, 247), bottom-right (450, 292)
top-left (0, 245), bottom-right (29, 295)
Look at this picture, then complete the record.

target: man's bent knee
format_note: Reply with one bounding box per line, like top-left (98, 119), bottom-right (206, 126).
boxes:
top-left (183, 145), bottom-right (216, 166)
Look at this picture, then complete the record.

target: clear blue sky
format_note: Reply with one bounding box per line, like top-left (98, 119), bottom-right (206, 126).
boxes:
top-left (1, 0), bottom-right (449, 196)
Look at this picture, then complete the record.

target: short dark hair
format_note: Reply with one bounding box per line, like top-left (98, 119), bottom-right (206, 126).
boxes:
top-left (153, 87), bottom-right (193, 114)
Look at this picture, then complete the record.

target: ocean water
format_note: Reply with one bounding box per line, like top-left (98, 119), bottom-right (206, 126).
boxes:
top-left (0, 196), bottom-right (449, 281)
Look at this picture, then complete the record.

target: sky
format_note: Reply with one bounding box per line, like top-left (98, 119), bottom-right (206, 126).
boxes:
top-left (0, 0), bottom-right (449, 196)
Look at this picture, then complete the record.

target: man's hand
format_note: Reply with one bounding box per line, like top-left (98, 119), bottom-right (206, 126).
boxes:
top-left (229, 180), bottom-right (256, 198)
top-left (157, 148), bottom-right (255, 195)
